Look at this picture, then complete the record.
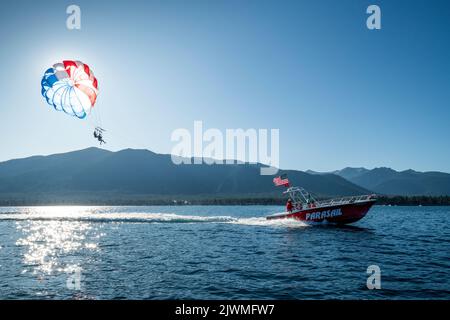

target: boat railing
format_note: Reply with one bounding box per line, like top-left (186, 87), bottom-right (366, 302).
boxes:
top-left (283, 185), bottom-right (376, 210)
top-left (317, 194), bottom-right (376, 207)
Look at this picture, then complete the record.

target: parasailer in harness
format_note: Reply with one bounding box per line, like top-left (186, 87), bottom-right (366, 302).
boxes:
top-left (94, 127), bottom-right (106, 145)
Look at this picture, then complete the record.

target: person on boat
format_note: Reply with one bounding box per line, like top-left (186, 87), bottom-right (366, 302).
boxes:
top-left (286, 198), bottom-right (293, 212)
top-left (306, 194), bottom-right (316, 208)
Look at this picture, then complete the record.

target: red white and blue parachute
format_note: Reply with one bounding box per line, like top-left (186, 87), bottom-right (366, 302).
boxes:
top-left (41, 60), bottom-right (99, 119)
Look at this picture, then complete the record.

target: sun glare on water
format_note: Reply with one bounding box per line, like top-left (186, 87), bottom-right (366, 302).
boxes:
top-left (15, 206), bottom-right (101, 276)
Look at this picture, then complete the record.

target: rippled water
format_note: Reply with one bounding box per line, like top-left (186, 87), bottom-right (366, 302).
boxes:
top-left (0, 205), bottom-right (449, 299)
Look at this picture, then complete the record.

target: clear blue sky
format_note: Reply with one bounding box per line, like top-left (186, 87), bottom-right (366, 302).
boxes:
top-left (0, 0), bottom-right (449, 172)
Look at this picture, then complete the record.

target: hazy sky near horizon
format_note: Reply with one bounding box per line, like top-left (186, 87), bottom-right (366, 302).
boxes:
top-left (0, 0), bottom-right (449, 172)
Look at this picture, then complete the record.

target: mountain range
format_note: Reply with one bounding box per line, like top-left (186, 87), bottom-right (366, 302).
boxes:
top-left (308, 167), bottom-right (450, 196)
top-left (0, 148), bottom-right (448, 204)
top-left (0, 148), bottom-right (368, 203)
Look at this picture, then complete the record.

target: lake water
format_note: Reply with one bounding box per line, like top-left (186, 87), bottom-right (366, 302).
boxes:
top-left (0, 205), bottom-right (449, 299)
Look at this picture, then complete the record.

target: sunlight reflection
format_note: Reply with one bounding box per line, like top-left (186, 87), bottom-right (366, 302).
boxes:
top-left (15, 207), bottom-right (102, 277)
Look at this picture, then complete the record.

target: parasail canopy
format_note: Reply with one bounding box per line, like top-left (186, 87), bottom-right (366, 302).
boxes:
top-left (41, 60), bottom-right (99, 119)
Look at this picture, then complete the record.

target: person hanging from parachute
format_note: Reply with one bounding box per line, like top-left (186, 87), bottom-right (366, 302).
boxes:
top-left (40, 60), bottom-right (106, 145)
top-left (94, 127), bottom-right (106, 145)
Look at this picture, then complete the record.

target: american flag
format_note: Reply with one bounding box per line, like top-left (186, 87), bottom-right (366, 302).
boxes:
top-left (273, 174), bottom-right (290, 187)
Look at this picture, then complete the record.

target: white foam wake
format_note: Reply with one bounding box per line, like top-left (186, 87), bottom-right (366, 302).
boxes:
top-left (230, 217), bottom-right (308, 228)
top-left (0, 210), bottom-right (308, 228)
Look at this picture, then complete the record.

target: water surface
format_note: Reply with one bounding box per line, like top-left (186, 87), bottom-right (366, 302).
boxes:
top-left (0, 205), bottom-right (448, 299)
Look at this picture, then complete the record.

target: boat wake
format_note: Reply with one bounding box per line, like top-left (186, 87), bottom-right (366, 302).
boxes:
top-left (0, 211), bottom-right (308, 228)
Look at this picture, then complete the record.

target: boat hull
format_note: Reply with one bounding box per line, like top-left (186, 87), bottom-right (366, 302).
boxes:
top-left (266, 199), bottom-right (376, 224)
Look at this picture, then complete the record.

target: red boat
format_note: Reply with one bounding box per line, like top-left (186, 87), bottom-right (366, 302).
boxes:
top-left (266, 186), bottom-right (377, 224)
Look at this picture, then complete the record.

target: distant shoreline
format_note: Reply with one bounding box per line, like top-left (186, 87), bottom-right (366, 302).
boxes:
top-left (0, 195), bottom-right (449, 206)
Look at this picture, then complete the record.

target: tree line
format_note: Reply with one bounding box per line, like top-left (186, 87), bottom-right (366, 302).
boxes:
top-left (0, 195), bottom-right (449, 206)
